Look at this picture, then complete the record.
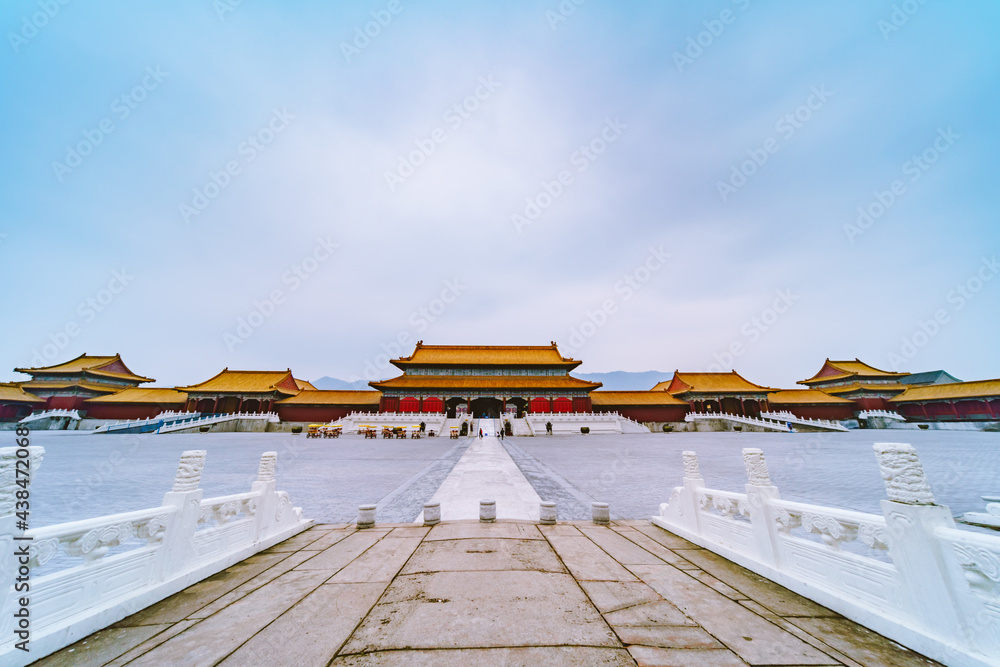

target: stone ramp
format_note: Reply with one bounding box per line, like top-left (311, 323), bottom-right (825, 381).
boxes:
top-left (35, 521), bottom-right (939, 667)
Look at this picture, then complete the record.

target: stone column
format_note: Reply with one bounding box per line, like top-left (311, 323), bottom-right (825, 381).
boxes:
top-left (742, 448), bottom-right (781, 567)
top-left (539, 501), bottom-right (557, 525)
top-left (592, 502), bottom-right (610, 525)
top-left (357, 504), bottom-right (376, 529)
top-left (157, 450), bottom-right (207, 579)
top-left (480, 499), bottom-right (496, 523)
top-left (423, 502), bottom-right (441, 526)
top-left (875, 443), bottom-right (966, 644)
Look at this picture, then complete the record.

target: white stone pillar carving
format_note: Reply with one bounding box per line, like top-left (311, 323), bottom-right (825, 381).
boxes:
top-left (251, 451), bottom-right (279, 538)
top-left (0, 446), bottom-right (45, 643)
top-left (157, 450), bottom-right (207, 580)
top-left (874, 443), bottom-right (967, 645)
top-left (742, 448), bottom-right (781, 567)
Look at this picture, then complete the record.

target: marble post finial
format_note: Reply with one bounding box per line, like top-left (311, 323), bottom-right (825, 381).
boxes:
top-left (873, 443), bottom-right (935, 505)
top-left (742, 448), bottom-right (772, 486)
top-left (682, 451), bottom-right (702, 480)
top-left (172, 450), bottom-right (207, 492)
top-left (257, 451), bottom-right (277, 482)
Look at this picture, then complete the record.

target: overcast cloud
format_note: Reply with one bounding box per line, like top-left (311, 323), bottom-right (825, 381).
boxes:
top-left (1, 1), bottom-right (997, 389)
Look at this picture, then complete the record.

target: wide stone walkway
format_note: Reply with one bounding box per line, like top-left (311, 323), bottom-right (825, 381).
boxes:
top-left (36, 520), bottom-right (938, 667)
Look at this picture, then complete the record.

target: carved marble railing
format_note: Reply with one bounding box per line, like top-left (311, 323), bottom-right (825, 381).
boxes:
top-left (760, 411), bottom-right (848, 432)
top-left (684, 411), bottom-right (792, 432)
top-left (653, 445), bottom-right (999, 667)
top-left (18, 410), bottom-right (81, 425)
top-left (858, 409), bottom-right (906, 421)
top-left (0, 448), bottom-right (312, 666)
top-left (156, 411), bottom-right (278, 434)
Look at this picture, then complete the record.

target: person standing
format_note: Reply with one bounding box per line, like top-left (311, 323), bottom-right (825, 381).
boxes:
top-left (479, 428), bottom-right (483, 439)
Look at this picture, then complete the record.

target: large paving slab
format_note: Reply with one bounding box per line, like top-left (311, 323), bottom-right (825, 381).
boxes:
top-left (40, 520), bottom-right (941, 666)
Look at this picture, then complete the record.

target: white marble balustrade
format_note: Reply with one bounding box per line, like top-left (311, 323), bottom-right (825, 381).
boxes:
top-left (653, 444), bottom-right (1000, 667)
top-left (0, 447), bottom-right (312, 666)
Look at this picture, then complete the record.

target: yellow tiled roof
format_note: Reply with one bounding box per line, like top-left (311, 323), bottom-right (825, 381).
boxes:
top-left (890, 379), bottom-right (1000, 403)
top-left (590, 391), bottom-right (687, 406)
top-left (14, 353), bottom-right (154, 383)
top-left (84, 388), bottom-right (188, 404)
top-left (766, 389), bottom-right (855, 405)
top-left (177, 369), bottom-right (300, 395)
top-left (0, 383), bottom-right (45, 404)
top-left (277, 390), bottom-right (381, 405)
top-left (295, 379), bottom-right (318, 391)
top-left (656, 372), bottom-right (772, 395)
top-left (394, 343), bottom-right (581, 368)
top-left (800, 359), bottom-right (908, 385)
top-left (371, 375), bottom-right (601, 390)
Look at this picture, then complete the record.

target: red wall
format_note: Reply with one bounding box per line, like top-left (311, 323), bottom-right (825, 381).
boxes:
top-left (276, 404), bottom-right (375, 423)
top-left (769, 404), bottom-right (855, 421)
top-left (46, 395), bottom-right (89, 411)
top-left (85, 402), bottom-right (185, 420)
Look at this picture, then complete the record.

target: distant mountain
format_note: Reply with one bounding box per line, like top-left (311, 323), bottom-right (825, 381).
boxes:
top-left (311, 371), bottom-right (673, 392)
top-left (576, 371), bottom-right (673, 391)
top-left (312, 376), bottom-right (374, 390)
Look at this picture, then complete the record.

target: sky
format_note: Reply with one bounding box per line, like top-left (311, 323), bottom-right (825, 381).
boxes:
top-left (1, 1), bottom-right (998, 390)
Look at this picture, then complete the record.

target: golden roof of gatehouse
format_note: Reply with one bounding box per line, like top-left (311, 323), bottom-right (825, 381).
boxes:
top-left (654, 371), bottom-right (772, 395)
top-left (392, 342), bottom-right (582, 369)
top-left (176, 369), bottom-right (300, 396)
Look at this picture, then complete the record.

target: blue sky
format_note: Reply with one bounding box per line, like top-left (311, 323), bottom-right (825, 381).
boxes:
top-left (1, 1), bottom-right (998, 388)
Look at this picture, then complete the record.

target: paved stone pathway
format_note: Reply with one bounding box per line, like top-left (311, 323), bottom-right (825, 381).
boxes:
top-left (37, 520), bottom-right (939, 666)
top-left (418, 427), bottom-right (542, 522)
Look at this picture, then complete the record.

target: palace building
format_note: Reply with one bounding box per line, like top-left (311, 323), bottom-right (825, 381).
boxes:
top-left (5, 347), bottom-right (1000, 429)
top-left (176, 369), bottom-right (313, 414)
top-left (889, 379), bottom-right (1000, 421)
top-left (370, 342), bottom-right (602, 417)
top-left (13, 354), bottom-right (154, 411)
top-left (653, 371), bottom-right (774, 417)
top-left (797, 359), bottom-right (910, 411)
